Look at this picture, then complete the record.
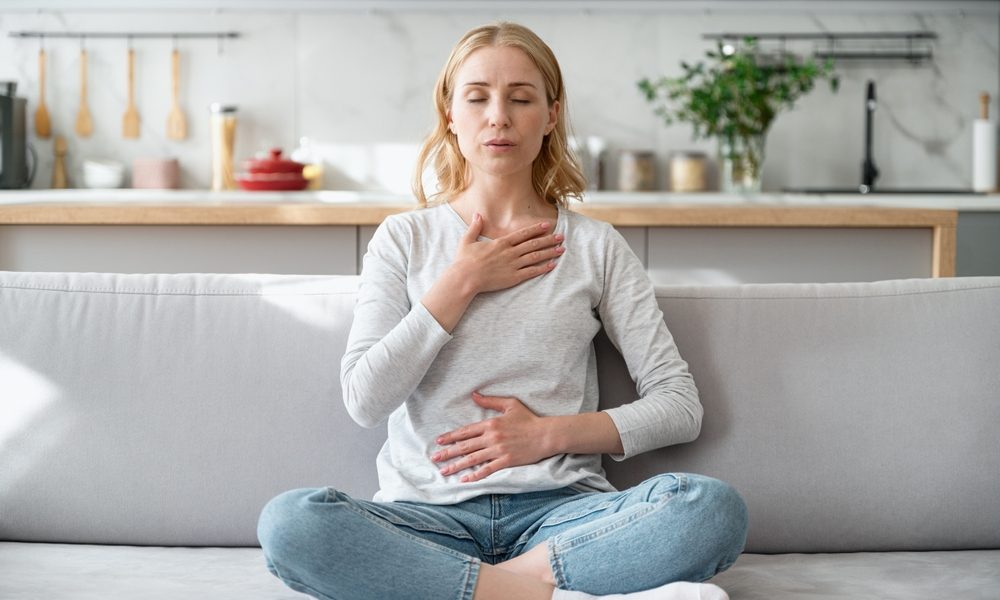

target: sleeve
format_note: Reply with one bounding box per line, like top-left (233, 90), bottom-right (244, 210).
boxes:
top-left (596, 225), bottom-right (703, 461)
top-left (339, 217), bottom-right (454, 428)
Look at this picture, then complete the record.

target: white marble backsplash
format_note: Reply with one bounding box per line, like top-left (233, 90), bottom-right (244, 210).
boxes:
top-left (0, 4), bottom-right (997, 192)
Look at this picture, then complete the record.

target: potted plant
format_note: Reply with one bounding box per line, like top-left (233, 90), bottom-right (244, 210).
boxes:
top-left (639, 38), bottom-right (839, 192)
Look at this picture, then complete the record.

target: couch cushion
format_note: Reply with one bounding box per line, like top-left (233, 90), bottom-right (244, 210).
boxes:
top-left (0, 272), bottom-right (386, 546)
top-left (708, 550), bottom-right (1000, 599)
top-left (0, 541), bottom-right (309, 600)
top-left (599, 277), bottom-right (1000, 553)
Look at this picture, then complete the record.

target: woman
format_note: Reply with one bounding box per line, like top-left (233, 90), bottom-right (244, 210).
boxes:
top-left (258, 22), bottom-right (747, 600)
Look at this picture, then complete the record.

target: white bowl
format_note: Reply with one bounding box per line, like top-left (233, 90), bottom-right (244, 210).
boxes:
top-left (82, 159), bottom-right (127, 189)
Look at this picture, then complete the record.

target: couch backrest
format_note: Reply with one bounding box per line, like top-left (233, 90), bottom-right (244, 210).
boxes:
top-left (2, 272), bottom-right (998, 553)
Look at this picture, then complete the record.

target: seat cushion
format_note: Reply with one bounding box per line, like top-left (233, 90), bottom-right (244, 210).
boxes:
top-left (3, 542), bottom-right (998, 599)
top-left (709, 550), bottom-right (1000, 599)
top-left (0, 541), bottom-right (309, 600)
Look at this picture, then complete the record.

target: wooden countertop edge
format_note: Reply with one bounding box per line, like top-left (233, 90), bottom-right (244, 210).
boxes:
top-left (0, 202), bottom-right (957, 228)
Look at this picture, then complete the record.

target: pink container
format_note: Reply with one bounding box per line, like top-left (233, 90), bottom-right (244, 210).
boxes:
top-left (132, 158), bottom-right (180, 189)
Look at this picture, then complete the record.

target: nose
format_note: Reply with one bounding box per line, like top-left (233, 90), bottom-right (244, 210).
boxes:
top-left (488, 99), bottom-right (510, 129)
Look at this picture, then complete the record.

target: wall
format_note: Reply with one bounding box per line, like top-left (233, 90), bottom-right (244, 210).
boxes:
top-left (1, 1), bottom-right (997, 192)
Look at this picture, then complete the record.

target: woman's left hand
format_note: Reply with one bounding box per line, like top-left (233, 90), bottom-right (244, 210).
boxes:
top-left (431, 391), bottom-right (555, 483)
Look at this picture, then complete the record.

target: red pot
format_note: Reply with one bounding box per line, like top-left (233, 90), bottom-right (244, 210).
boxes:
top-left (236, 148), bottom-right (309, 191)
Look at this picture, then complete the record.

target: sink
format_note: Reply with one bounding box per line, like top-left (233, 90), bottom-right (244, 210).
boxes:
top-left (784, 187), bottom-right (981, 195)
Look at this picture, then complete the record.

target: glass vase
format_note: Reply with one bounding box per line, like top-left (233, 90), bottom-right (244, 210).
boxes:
top-left (718, 133), bottom-right (766, 193)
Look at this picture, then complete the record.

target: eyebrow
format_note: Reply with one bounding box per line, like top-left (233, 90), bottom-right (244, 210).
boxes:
top-left (462, 81), bottom-right (537, 89)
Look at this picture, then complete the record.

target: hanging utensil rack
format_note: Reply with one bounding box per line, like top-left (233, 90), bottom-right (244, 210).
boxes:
top-left (8, 31), bottom-right (240, 54)
top-left (702, 31), bottom-right (937, 64)
top-left (9, 31), bottom-right (239, 40)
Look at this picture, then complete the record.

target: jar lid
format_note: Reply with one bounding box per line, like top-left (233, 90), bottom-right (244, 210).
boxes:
top-left (670, 150), bottom-right (707, 159)
top-left (209, 103), bottom-right (238, 113)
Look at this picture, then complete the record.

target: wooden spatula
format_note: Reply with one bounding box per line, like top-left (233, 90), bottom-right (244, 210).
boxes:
top-left (166, 49), bottom-right (187, 140)
top-left (122, 47), bottom-right (140, 138)
top-left (75, 49), bottom-right (94, 137)
top-left (34, 48), bottom-right (51, 138)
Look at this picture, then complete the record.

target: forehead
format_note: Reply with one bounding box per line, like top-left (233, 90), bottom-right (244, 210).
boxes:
top-left (454, 45), bottom-right (544, 87)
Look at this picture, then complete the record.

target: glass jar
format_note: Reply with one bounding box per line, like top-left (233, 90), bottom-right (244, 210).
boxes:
top-left (618, 150), bottom-right (657, 192)
top-left (668, 151), bottom-right (708, 192)
top-left (210, 103), bottom-right (238, 191)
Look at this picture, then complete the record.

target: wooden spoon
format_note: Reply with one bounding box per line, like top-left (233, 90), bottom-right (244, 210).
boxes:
top-left (34, 48), bottom-right (51, 138)
top-left (166, 49), bottom-right (187, 140)
top-left (75, 49), bottom-right (94, 137)
top-left (122, 47), bottom-right (140, 138)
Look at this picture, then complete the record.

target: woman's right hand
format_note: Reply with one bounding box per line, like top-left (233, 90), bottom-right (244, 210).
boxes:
top-left (454, 212), bottom-right (565, 295)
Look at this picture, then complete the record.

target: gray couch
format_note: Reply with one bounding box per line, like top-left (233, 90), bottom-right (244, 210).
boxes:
top-left (1, 271), bottom-right (998, 599)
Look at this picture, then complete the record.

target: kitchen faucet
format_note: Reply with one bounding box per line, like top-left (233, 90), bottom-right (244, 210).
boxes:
top-left (861, 80), bottom-right (879, 193)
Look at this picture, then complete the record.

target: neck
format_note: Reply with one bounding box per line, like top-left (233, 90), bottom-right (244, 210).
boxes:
top-left (456, 172), bottom-right (553, 228)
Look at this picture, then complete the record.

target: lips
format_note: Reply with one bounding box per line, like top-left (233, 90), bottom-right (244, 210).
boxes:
top-left (485, 139), bottom-right (515, 147)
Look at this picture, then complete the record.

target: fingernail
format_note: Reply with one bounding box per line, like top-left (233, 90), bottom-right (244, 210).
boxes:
top-left (436, 437), bottom-right (444, 444)
top-left (540, 222), bottom-right (549, 229)
top-left (440, 468), bottom-right (448, 475)
top-left (431, 453), bottom-right (440, 461)
top-left (474, 212), bottom-right (481, 221)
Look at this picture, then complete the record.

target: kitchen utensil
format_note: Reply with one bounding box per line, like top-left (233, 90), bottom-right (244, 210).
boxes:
top-left (236, 148), bottom-right (308, 191)
top-left (166, 49), bottom-right (187, 140)
top-left (132, 157), bottom-right (179, 189)
top-left (210, 103), bottom-right (237, 190)
top-left (75, 49), bottom-right (93, 137)
top-left (122, 48), bottom-right (140, 138)
top-left (82, 159), bottom-right (126, 189)
top-left (972, 91), bottom-right (997, 192)
top-left (34, 48), bottom-right (51, 138)
top-left (51, 136), bottom-right (68, 188)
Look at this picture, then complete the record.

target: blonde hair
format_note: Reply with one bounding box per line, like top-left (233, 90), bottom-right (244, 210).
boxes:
top-left (411, 22), bottom-right (586, 209)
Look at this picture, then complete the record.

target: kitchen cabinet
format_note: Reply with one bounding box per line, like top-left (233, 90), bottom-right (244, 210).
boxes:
top-left (0, 195), bottom-right (958, 284)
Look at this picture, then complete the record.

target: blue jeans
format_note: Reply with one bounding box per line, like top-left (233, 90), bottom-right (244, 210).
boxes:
top-left (257, 473), bottom-right (747, 600)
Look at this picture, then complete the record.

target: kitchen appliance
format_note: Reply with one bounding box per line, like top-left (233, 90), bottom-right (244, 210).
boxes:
top-left (1, 81), bottom-right (37, 189)
top-left (236, 148), bottom-right (308, 191)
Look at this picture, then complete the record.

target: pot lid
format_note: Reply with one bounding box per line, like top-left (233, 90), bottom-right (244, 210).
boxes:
top-left (243, 148), bottom-right (306, 174)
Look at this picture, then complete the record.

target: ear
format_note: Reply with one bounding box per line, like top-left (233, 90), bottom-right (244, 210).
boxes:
top-left (545, 99), bottom-right (560, 135)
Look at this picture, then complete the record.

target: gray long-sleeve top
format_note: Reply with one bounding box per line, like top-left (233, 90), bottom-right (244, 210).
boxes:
top-left (340, 201), bottom-right (702, 504)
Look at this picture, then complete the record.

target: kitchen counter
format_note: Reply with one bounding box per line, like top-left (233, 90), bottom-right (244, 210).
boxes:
top-left (0, 189), bottom-right (998, 208)
top-left (0, 189), bottom-right (963, 281)
top-left (0, 190), bottom-right (977, 226)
